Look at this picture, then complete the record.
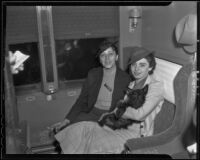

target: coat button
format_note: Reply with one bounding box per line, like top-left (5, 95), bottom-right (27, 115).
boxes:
top-left (141, 134), bottom-right (144, 137)
top-left (140, 125), bottom-right (143, 128)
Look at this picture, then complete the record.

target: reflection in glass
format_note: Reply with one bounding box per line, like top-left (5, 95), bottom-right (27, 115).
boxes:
top-left (55, 38), bottom-right (107, 81)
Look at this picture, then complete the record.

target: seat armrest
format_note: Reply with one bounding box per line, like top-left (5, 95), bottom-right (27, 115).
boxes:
top-left (125, 126), bottom-right (180, 151)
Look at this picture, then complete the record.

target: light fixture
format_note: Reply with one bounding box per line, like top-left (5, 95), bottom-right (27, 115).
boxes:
top-left (129, 7), bottom-right (142, 32)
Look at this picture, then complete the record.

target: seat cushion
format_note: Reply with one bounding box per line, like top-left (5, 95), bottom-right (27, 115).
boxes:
top-left (154, 100), bottom-right (175, 134)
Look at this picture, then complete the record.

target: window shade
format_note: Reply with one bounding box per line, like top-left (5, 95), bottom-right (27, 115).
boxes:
top-left (52, 6), bottom-right (119, 40)
top-left (6, 6), bottom-right (38, 44)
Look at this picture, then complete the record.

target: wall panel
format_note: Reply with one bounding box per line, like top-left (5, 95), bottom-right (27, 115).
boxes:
top-left (52, 6), bottom-right (119, 40)
top-left (141, 2), bottom-right (197, 65)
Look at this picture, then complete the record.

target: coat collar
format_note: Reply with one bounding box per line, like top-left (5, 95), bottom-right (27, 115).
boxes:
top-left (109, 66), bottom-right (124, 111)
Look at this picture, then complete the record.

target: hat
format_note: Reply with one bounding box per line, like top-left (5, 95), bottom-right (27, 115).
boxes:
top-left (128, 46), bottom-right (154, 65)
top-left (175, 14), bottom-right (197, 53)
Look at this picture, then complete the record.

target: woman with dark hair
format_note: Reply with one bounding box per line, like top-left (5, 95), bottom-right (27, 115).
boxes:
top-left (54, 47), bottom-right (165, 154)
top-left (51, 41), bottom-right (130, 132)
top-left (127, 46), bottom-right (156, 81)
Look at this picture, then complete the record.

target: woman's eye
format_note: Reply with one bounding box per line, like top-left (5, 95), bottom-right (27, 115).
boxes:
top-left (108, 53), bottom-right (114, 56)
top-left (140, 64), bottom-right (146, 67)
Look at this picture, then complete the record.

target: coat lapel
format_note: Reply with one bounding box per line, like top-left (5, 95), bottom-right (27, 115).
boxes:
top-left (91, 68), bottom-right (103, 107)
top-left (143, 75), bottom-right (151, 87)
top-left (109, 67), bottom-right (121, 111)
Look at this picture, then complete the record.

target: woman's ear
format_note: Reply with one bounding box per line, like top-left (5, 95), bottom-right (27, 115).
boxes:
top-left (115, 55), bottom-right (119, 61)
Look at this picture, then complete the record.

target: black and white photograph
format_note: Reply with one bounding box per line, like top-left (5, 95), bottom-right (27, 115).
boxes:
top-left (2, 1), bottom-right (198, 159)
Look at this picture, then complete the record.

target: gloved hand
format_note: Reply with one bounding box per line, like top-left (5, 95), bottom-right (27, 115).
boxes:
top-left (48, 119), bottom-right (70, 134)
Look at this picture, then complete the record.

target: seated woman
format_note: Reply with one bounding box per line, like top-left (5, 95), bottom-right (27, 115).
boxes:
top-left (54, 47), bottom-right (165, 154)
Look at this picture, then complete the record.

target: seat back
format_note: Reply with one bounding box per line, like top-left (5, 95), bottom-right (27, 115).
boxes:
top-left (153, 58), bottom-right (195, 135)
top-left (153, 58), bottom-right (182, 104)
top-left (154, 100), bottom-right (175, 134)
top-left (152, 58), bottom-right (182, 134)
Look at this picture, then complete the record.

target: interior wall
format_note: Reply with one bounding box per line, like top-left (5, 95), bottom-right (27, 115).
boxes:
top-left (119, 6), bottom-right (142, 70)
top-left (141, 2), bottom-right (197, 65)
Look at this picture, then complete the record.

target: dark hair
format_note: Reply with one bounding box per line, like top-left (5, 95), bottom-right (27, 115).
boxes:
top-left (98, 41), bottom-right (118, 56)
top-left (145, 53), bottom-right (156, 75)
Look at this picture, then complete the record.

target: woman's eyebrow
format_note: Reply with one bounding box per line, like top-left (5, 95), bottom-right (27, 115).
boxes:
top-left (102, 52), bottom-right (114, 55)
top-left (138, 62), bottom-right (147, 65)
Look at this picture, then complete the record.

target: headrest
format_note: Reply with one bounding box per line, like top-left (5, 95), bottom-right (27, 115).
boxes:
top-left (153, 58), bottom-right (182, 104)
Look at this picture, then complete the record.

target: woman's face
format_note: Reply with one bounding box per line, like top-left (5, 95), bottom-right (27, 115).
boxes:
top-left (130, 58), bottom-right (152, 81)
top-left (99, 47), bottom-right (118, 69)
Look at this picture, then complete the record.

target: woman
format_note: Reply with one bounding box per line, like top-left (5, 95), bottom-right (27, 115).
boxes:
top-left (51, 41), bottom-right (130, 132)
top-left (55, 47), bottom-right (165, 154)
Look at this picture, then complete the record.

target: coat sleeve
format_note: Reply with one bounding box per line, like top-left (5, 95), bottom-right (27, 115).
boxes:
top-left (65, 72), bottom-right (91, 122)
top-left (122, 81), bottom-right (164, 121)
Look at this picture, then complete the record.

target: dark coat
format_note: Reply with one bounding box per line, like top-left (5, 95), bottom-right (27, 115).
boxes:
top-left (66, 67), bottom-right (131, 122)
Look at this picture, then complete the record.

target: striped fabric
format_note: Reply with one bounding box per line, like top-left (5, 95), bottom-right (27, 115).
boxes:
top-left (153, 58), bottom-right (182, 104)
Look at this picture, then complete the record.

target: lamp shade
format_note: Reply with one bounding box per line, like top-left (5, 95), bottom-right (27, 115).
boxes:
top-left (129, 8), bottom-right (141, 18)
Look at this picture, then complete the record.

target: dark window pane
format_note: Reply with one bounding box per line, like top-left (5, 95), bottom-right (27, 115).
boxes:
top-left (9, 42), bottom-right (41, 86)
top-left (55, 38), bottom-right (107, 81)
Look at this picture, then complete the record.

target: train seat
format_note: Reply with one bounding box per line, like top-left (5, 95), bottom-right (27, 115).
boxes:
top-left (122, 47), bottom-right (196, 158)
top-left (153, 57), bottom-right (182, 135)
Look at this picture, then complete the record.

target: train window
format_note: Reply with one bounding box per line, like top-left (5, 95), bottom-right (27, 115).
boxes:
top-left (55, 38), bottom-right (110, 81)
top-left (9, 42), bottom-right (41, 86)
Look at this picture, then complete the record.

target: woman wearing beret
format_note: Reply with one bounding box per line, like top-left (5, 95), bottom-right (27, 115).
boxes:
top-left (54, 46), bottom-right (165, 154)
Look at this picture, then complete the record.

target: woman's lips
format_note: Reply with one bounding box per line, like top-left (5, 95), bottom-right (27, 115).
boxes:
top-left (134, 72), bottom-right (141, 76)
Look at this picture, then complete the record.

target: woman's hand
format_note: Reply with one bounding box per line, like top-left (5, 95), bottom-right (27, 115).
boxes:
top-left (98, 108), bottom-right (118, 122)
top-left (121, 107), bottom-right (137, 119)
top-left (8, 51), bottom-right (25, 74)
top-left (98, 112), bottom-right (110, 122)
top-left (48, 119), bottom-right (70, 134)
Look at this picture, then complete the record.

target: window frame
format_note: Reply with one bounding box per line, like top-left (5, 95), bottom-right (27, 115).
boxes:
top-left (6, 6), bottom-right (120, 94)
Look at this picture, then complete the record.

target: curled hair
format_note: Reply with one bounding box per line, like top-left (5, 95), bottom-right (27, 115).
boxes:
top-left (98, 41), bottom-right (118, 56)
top-left (145, 53), bottom-right (156, 75)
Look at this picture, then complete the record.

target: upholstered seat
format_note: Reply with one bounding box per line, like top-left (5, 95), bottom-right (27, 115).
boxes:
top-left (154, 99), bottom-right (175, 135)
top-left (122, 48), bottom-right (196, 158)
top-left (152, 57), bottom-right (181, 135)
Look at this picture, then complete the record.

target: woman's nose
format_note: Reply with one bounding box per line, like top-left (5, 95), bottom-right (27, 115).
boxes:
top-left (135, 64), bottom-right (139, 71)
top-left (105, 55), bottom-right (110, 61)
